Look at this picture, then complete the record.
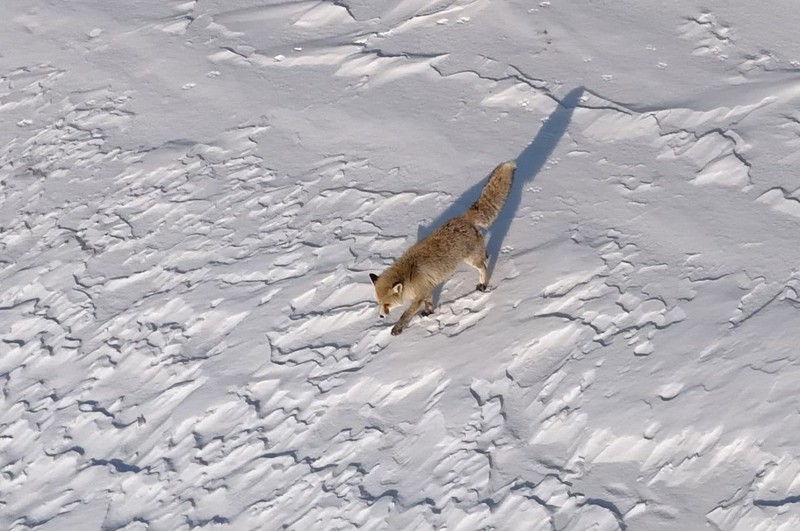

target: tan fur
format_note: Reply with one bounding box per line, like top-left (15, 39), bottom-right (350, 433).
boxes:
top-left (370, 160), bottom-right (516, 335)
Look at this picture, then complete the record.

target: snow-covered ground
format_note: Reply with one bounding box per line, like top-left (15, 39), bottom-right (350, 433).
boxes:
top-left (2, 1), bottom-right (800, 529)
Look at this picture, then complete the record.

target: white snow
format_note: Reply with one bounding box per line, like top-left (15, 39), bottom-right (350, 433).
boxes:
top-left (2, 1), bottom-right (800, 530)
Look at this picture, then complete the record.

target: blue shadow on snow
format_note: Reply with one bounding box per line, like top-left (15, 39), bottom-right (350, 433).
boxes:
top-left (417, 86), bottom-right (583, 303)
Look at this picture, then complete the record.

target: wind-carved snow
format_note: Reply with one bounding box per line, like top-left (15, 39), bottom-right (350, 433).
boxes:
top-left (3, 1), bottom-right (800, 531)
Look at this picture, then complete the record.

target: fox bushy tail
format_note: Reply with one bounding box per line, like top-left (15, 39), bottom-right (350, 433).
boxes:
top-left (463, 160), bottom-right (515, 228)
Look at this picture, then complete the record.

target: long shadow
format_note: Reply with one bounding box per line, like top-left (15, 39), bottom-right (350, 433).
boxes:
top-left (417, 86), bottom-right (583, 303)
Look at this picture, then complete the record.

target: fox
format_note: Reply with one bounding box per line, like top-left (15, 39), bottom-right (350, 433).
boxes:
top-left (369, 160), bottom-right (516, 335)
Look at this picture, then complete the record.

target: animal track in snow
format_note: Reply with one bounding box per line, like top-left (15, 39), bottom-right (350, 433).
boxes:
top-left (679, 11), bottom-right (734, 60)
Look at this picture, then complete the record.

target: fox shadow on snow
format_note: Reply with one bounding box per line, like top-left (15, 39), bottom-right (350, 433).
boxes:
top-left (416, 86), bottom-right (583, 305)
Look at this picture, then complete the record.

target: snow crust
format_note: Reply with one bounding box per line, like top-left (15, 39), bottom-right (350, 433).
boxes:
top-left (2, 1), bottom-right (800, 529)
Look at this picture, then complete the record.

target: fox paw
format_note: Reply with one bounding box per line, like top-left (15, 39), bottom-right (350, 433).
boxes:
top-left (421, 308), bottom-right (434, 317)
top-left (391, 324), bottom-right (403, 335)
top-left (476, 283), bottom-right (488, 292)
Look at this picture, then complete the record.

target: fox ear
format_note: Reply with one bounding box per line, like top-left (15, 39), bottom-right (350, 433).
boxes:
top-left (392, 282), bottom-right (403, 294)
top-left (369, 273), bottom-right (379, 284)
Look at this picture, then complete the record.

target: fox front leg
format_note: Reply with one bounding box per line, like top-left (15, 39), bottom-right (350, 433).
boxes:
top-left (391, 298), bottom-right (424, 335)
top-left (421, 295), bottom-right (435, 317)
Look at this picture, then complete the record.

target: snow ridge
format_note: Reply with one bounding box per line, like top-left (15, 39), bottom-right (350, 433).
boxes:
top-left (2, 1), bottom-right (800, 530)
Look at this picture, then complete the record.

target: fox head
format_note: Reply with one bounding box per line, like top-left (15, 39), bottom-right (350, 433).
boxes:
top-left (369, 273), bottom-right (404, 318)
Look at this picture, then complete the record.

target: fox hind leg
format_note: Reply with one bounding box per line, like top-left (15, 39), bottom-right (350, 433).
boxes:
top-left (466, 248), bottom-right (489, 292)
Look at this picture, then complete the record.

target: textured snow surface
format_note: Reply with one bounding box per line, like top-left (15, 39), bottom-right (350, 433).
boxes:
top-left (2, 1), bottom-right (800, 530)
